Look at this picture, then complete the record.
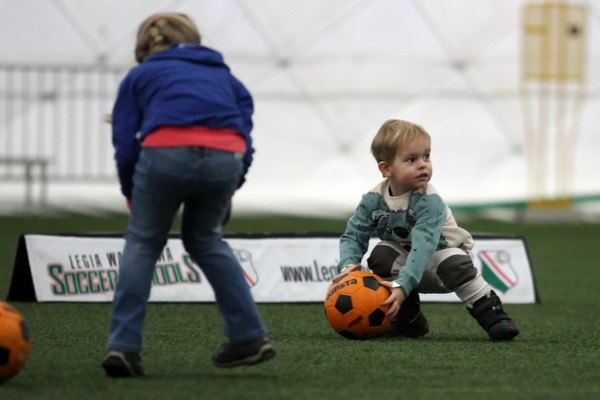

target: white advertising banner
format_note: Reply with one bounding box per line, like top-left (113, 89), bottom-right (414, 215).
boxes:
top-left (18, 234), bottom-right (538, 304)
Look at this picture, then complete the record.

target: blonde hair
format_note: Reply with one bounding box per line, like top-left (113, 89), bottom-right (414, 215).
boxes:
top-left (135, 13), bottom-right (201, 63)
top-left (370, 119), bottom-right (431, 163)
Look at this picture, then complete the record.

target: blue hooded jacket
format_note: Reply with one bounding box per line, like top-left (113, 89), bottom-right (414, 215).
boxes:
top-left (111, 43), bottom-right (255, 199)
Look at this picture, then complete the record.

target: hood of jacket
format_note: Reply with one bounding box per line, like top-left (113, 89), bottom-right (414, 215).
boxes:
top-left (144, 43), bottom-right (229, 69)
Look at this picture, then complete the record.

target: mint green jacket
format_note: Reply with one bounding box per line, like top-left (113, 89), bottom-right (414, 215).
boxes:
top-left (338, 181), bottom-right (473, 294)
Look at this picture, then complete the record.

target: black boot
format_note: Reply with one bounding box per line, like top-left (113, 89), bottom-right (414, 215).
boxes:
top-left (468, 290), bottom-right (519, 341)
top-left (385, 290), bottom-right (429, 338)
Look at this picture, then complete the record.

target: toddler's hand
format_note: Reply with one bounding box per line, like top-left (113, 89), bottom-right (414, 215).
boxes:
top-left (379, 281), bottom-right (407, 319)
top-left (331, 264), bottom-right (361, 282)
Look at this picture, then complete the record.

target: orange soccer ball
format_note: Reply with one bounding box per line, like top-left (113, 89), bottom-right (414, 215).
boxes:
top-left (0, 301), bottom-right (30, 383)
top-left (324, 270), bottom-right (391, 340)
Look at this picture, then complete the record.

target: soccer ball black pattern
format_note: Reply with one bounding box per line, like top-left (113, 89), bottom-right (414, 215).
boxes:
top-left (0, 302), bottom-right (30, 383)
top-left (324, 270), bottom-right (391, 340)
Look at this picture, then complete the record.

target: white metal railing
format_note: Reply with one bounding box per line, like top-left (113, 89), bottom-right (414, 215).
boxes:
top-left (0, 64), bottom-right (128, 186)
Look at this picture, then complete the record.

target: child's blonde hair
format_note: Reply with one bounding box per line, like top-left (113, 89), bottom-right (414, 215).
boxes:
top-left (370, 119), bottom-right (431, 163)
top-left (135, 13), bottom-right (201, 63)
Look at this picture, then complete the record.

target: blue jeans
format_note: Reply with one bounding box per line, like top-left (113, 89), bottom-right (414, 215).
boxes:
top-left (107, 147), bottom-right (267, 352)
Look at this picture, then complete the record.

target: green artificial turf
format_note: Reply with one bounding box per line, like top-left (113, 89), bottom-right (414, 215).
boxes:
top-left (0, 213), bottom-right (599, 399)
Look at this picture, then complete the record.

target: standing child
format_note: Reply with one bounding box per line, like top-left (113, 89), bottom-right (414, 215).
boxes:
top-left (102, 12), bottom-right (275, 378)
top-left (337, 119), bottom-right (519, 341)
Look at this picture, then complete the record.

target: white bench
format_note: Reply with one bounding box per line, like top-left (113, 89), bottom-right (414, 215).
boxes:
top-left (0, 157), bottom-right (50, 207)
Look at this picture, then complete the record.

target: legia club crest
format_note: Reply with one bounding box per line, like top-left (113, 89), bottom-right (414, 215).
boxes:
top-left (232, 249), bottom-right (258, 287)
top-left (478, 250), bottom-right (517, 293)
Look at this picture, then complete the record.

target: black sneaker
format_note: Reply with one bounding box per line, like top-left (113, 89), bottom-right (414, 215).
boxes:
top-left (383, 290), bottom-right (429, 338)
top-left (488, 320), bottom-right (520, 341)
top-left (468, 290), bottom-right (520, 341)
top-left (211, 336), bottom-right (276, 368)
top-left (384, 310), bottom-right (430, 338)
top-left (102, 350), bottom-right (144, 377)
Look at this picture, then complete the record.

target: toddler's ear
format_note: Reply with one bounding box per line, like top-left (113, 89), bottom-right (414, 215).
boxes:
top-left (378, 161), bottom-right (391, 177)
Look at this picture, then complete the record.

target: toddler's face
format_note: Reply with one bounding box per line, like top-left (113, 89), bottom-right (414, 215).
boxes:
top-left (381, 135), bottom-right (432, 196)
